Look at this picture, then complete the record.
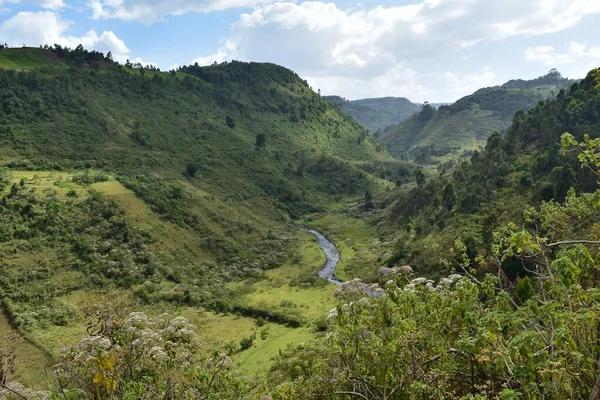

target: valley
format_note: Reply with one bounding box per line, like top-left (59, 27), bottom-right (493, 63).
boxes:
top-left (0, 169), bottom-right (352, 383)
top-left (0, 42), bottom-right (600, 399)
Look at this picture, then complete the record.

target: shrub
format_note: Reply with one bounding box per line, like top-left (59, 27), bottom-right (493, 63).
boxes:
top-left (225, 116), bottom-right (235, 129)
top-left (240, 335), bottom-right (254, 350)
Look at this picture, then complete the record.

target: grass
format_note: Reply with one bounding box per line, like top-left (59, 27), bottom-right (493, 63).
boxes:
top-left (0, 47), bottom-right (68, 70)
top-left (23, 288), bottom-right (315, 378)
top-left (0, 312), bottom-right (52, 389)
top-left (228, 231), bottom-right (337, 323)
top-left (179, 309), bottom-right (315, 375)
top-left (300, 207), bottom-right (381, 281)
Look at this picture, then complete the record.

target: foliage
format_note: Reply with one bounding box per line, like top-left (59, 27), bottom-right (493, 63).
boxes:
top-left (240, 335), bottom-right (254, 351)
top-left (55, 312), bottom-right (259, 399)
top-left (270, 133), bottom-right (600, 397)
top-left (0, 186), bottom-right (159, 329)
top-left (379, 67), bottom-right (600, 275)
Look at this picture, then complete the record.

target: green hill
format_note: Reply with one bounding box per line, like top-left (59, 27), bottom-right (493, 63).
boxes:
top-left (324, 95), bottom-right (422, 134)
top-left (374, 68), bottom-right (600, 277)
top-left (379, 70), bottom-right (576, 165)
top-left (0, 46), bottom-right (405, 384)
top-left (0, 47), bottom-right (392, 215)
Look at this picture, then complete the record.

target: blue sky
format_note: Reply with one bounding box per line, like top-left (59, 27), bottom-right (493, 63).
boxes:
top-left (1, 0), bottom-right (599, 102)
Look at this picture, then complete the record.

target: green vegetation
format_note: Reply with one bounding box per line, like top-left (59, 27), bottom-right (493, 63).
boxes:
top-left (266, 70), bottom-right (600, 399)
top-left (0, 47), bottom-right (68, 70)
top-left (374, 68), bottom-right (600, 279)
top-left (3, 43), bottom-right (600, 399)
top-left (324, 95), bottom-right (422, 134)
top-left (380, 70), bottom-right (576, 165)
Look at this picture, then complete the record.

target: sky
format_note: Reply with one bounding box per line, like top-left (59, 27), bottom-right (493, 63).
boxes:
top-left (0, 0), bottom-right (599, 103)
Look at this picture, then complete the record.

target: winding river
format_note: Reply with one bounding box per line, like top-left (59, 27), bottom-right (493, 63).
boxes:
top-left (299, 227), bottom-right (343, 286)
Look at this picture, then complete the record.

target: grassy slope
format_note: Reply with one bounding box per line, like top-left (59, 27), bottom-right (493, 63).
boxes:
top-left (380, 81), bottom-right (573, 165)
top-left (0, 48), bottom-right (68, 70)
top-left (0, 171), bottom-right (329, 384)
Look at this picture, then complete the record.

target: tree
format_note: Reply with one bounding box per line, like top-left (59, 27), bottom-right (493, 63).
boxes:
top-left (255, 133), bottom-right (266, 149)
top-left (225, 116), bottom-right (235, 129)
top-left (419, 101), bottom-right (435, 121)
top-left (415, 168), bottom-right (426, 187)
top-left (364, 190), bottom-right (374, 210)
top-left (442, 181), bottom-right (457, 210)
top-left (186, 163), bottom-right (199, 178)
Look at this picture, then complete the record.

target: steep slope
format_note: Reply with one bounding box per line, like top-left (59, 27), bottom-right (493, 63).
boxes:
top-left (373, 67), bottom-right (600, 277)
top-left (0, 47), bottom-right (392, 216)
top-left (324, 95), bottom-right (422, 134)
top-left (380, 70), bottom-right (576, 164)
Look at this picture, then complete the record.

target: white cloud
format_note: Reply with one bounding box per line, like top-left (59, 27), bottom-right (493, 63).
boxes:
top-left (191, 49), bottom-right (231, 66)
top-left (525, 42), bottom-right (600, 65)
top-left (189, 0), bottom-right (600, 101)
top-left (0, 0), bottom-right (65, 11)
top-left (0, 11), bottom-right (142, 64)
top-left (309, 65), bottom-right (495, 103)
top-left (90, 0), bottom-right (278, 24)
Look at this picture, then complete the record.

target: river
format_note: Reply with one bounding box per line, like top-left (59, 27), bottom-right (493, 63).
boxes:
top-left (299, 227), bottom-right (343, 286)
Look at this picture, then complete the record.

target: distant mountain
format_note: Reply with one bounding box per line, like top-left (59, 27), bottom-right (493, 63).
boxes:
top-left (324, 96), bottom-right (422, 134)
top-left (379, 70), bottom-right (577, 165)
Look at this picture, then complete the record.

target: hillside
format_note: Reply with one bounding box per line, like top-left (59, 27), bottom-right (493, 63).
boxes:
top-left (372, 68), bottom-right (600, 277)
top-left (262, 68), bottom-right (600, 399)
top-left (379, 70), bottom-right (576, 164)
top-left (3, 44), bottom-right (600, 399)
top-left (0, 46), bottom-right (406, 387)
top-left (324, 95), bottom-right (422, 134)
top-left (0, 47), bottom-right (394, 214)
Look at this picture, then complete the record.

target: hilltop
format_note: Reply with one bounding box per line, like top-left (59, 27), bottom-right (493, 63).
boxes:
top-left (379, 70), bottom-right (576, 165)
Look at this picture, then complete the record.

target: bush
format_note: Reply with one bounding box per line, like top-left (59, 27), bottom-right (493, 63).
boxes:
top-left (260, 329), bottom-right (269, 340)
top-left (240, 335), bottom-right (254, 350)
top-left (225, 116), bottom-right (235, 129)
